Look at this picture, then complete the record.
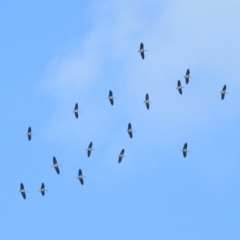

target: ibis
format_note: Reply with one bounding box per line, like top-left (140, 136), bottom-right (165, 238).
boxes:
top-left (181, 143), bottom-right (190, 157)
top-left (73, 103), bottom-right (79, 118)
top-left (26, 127), bottom-right (33, 141)
top-left (138, 43), bottom-right (147, 59)
top-left (52, 156), bottom-right (61, 174)
top-left (126, 123), bottom-right (134, 138)
top-left (118, 149), bottom-right (125, 163)
top-left (39, 183), bottom-right (47, 196)
top-left (184, 69), bottom-right (191, 84)
top-left (19, 183), bottom-right (27, 199)
top-left (108, 90), bottom-right (115, 105)
top-left (76, 169), bottom-right (85, 185)
top-left (176, 80), bottom-right (184, 94)
top-left (220, 85), bottom-right (228, 100)
top-left (144, 93), bottom-right (151, 109)
top-left (86, 142), bottom-right (94, 157)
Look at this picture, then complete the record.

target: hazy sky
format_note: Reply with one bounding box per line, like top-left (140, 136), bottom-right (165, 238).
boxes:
top-left (1, 1), bottom-right (240, 239)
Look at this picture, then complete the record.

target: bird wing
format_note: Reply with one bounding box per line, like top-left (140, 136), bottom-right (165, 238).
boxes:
top-left (221, 93), bottom-right (225, 100)
top-left (79, 169), bottom-right (82, 176)
top-left (110, 98), bottom-right (114, 105)
top-left (128, 123), bottom-right (132, 130)
top-left (75, 103), bottom-right (78, 111)
top-left (28, 127), bottom-right (31, 134)
top-left (178, 88), bottom-right (182, 95)
top-left (186, 69), bottom-right (190, 75)
top-left (223, 85), bottom-right (226, 91)
top-left (120, 149), bottom-right (125, 155)
top-left (140, 43), bottom-right (144, 50)
top-left (183, 151), bottom-right (187, 158)
top-left (87, 150), bottom-right (91, 157)
top-left (55, 167), bottom-right (60, 174)
top-left (53, 157), bottom-right (57, 165)
top-left (21, 192), bottom-right (26, 199)
top-left (141, 52), bottom-right (144, 59)
top-left (41, 191), bottom-right (45, 196)
top-left (75, 112), bottom-right (78, 118)
top-left (20, 183), bottom-right (24, 190)
top-left (183, 143), bottom-right (187, 150)
top-left (118, 156), bottom-right (122, 163)
top-left (80, 178), bottom-right (84, 185)
top-left (146, 102), bottom-right (150, 109)
top-left (109, 90), bottom-right (113, 97)
top-left (89, 142), bottom-right (92, 148)
top-left (185, 77), bottom-right (189, 84)
top-left (178, 80), bottom-right (181, 87)
top-left (41, 183), bottom-right (45, 189)
top-left (146, 93), bottom-right (149, 101)
top-left (28, 135), bottom-right (31, 141)
top-left (128, 131), bottom-right (133, 138)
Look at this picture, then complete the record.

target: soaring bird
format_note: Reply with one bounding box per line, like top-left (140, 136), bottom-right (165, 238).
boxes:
top-left (184, 69), bottom-right (191, 84)
top-left (144, 93), bottom-right (151, 109)
top-left (26, 127), bottom-right (33, 141)
top-left (19, 183), bottom-right (27, 199)
top-left (86, 142), bottom-right (93, 157)
top-left (52, 156), bottom-right (60, 174)
top-left (39, 183), bottom-right (47, 196)
top-left (220, 85), bottom-right (227, 100)
top-left (108, 90), bottom-right (114, 105)
top-left (76, 169), bottom-right (84, 185)
top-left (73, 103), bottom-right (79, 118)
top-left (181, 143), bottom-right (189, 157)
top-left (126, 123), bottom-right (134, 138)
top-left (118, 149), bottom-right (125, 163)
top-left (176, 80), bottom-right (184, 94)
top-left (138, 43), bottom-right (147, 59)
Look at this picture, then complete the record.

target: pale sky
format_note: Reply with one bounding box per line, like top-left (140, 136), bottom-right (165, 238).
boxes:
top-left (1, 1), bottom-right (240, 239)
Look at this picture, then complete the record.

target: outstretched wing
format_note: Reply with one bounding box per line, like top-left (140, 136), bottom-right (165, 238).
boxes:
top-left (183, 143), bottom-right (187, 150)
top-left (41, 183), bottom-right (45, 190)
top-left (55, 167), bottom-right (60, 175)
top-left (109, 90), bottom-right (113, 97)
top-left (178, 88), bottom-right (182, 95)
top-left (145, 93), bottom-right (149, 101)
top-left (78, 169), bottom-right (82, 176)
top-left (21, 192), bottom-right (26, 199)
top-left (128, 123), bottom-right (132, 130)
top-left (141, 52), bottom-right (144, 59)
top-left (20, 183), bottom-right (24, 190)
top-left (140, 43), bottom-right (144, 50)
top-left (186, 69), bottom-right (190, 75)
top-left (222, 85), bottom-right (227, 91)
top-left (128, 131), bottom-right (133, 138)
top-left (183, 151), bottom-right (187, 158)
top-left (53, 157), bottom-right (57, 165)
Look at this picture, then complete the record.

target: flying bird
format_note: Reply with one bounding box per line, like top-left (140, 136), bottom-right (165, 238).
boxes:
top-left (86, 142), bottom-right (93, 157)
top-left (126, 123), bottom-right (134, 138)
top-left (19, 183), bottom-right (27, 199)
top-left (39, 183), bottom-right (47, 196)
top-left (144, 93), bottom-right (151, 109)
top-left (108, 90), bottom-right (114, 105)
top-left (184, 69), bottom-right (191, 84)
top-left (181, 143), bottom-right (189, 157)
top-left (76, 169), bottom-right (84, 185)
top-left (220, 85), bottom-right (228, 100)
top-left (26, 127), bottom-right (33, 141)
top-left (73, 103), bottom-right (79, 118)
top-left (176, 80), bottom-right (184, 94)
top-left (52, 156), bottom-right (60, 174)
top-left (138, 43), bottom-right (147, 59)
top-left (118, 149), bottom-right (125, 163)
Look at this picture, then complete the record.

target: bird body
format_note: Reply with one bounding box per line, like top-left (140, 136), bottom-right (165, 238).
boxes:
top-left (138, 43), bottom-right (147, 59)
top-left (86, 142), bottom-right (93, 157)
top-left (220, 85), bottom-right (227, 100)
top-left (144, 93), bottom-right (151, 109)
top-left (118, 149), bottom-right (125, 163)
top-left (184, 69), bottom-right (191, 84)
top-left (108, 90), bottom-right (114, 105)
top-left (176, 80), bottom-right (183, 94)
top-left (19, 183), bottom-right (27, 199)
top-left (126, 123), bottom-right (134, 138)
top-left (73, 103), bottom-right (79, 118)
top-left (52, 157), bottom-right (60, 174)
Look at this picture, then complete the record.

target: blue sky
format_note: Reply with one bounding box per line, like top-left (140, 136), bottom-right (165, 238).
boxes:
top-left (1, 0), bottom-right (240, 239)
